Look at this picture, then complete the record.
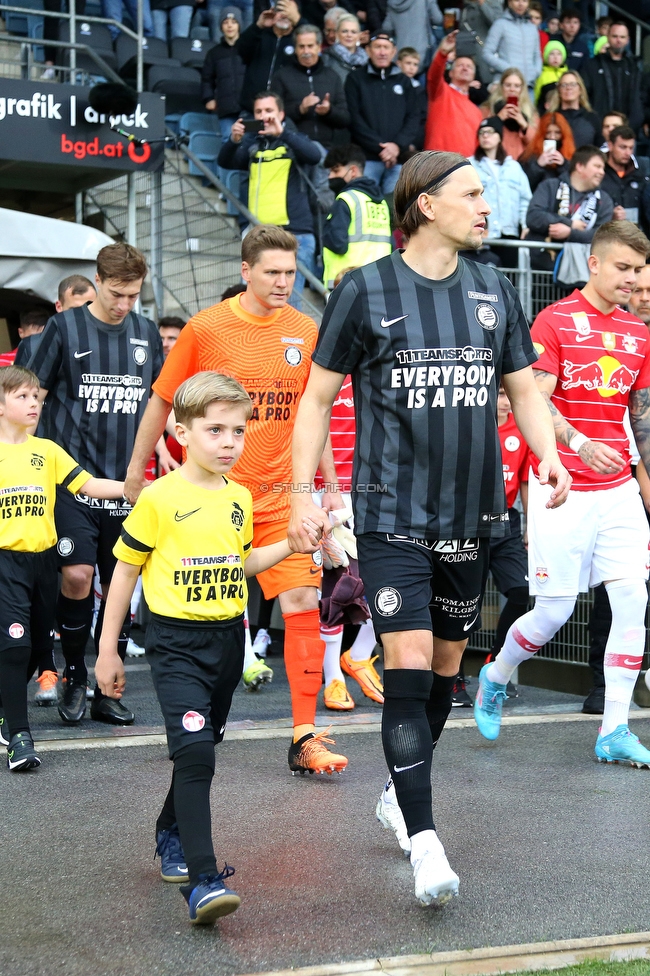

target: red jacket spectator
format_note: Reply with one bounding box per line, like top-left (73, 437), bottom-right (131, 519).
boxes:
top-left (424, 42), bottom-right (483, 154)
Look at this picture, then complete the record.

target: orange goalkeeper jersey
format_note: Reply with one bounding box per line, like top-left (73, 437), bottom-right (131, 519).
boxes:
top-left (153, 295), bottom-right (318, 522)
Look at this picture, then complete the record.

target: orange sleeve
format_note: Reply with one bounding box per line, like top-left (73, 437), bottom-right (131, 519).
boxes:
top-left (427, 47), bottom-right (447, 101)
top-left (152, 323), bottom-right (201, 404)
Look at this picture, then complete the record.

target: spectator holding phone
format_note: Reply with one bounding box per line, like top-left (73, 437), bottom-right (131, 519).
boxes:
top-left (520, 111), bottom-right (575, 190)
top-left (482, 67), bottom-right (538, 161)
top-left (218, 91), bottom-right (322, 308)
top-left (237, 0), bottom-right (304, 113)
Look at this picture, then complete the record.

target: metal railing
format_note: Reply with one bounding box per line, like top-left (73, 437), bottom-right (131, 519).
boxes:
top-left (0, 31), bottom-right (123, 83)
top-left (483, 238), bottom-right (567, 321)
top-left (0, 0), bottom-right (144, 88)
top-left (469, 576), bottom-right (650, 667)
top-left (592, 0), bottom-right (649, 59)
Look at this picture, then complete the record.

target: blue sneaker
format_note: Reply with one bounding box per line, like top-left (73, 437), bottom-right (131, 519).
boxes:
top-left (474, 664), bottom-right (507, 741)
top-left (155, 824), bottom-right (188, 883)
top-left (595, 725), bottom-right (650, 768)
top-left (181, 866), bottom-right (241, 924)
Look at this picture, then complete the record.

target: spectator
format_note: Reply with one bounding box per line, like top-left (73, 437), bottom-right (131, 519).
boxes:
top-left (601, 125), bottom-right (650, 229)
top-left (527, 1), bottom-right (548, 56)
top-left (0, 309), bottom-right (50, 368)
top-left (483, 0), bottom-right (541, 90)
top-left (397, 46), bottom-right (426, 150)
top-left (101, 0), bottom-right (153, 40)
top-left (202, 7), bottom-right (246, 141)
top-left (218, 91), bottom-right (322, 307)
top-left (545, 14), bottom-right (559, 37)
top-left (601, 110), bottom-right (627, 148)
top-left (520, 111), bottom-right (575, 190)
top-left (272, 25), bottom-right (350, 150)
top-left (55, 274), bottom-right (96, 314)
top-left (158, 316), bottom-right (186, 359)
top-left (526, 146), bottom-right (614, 273)
top-left (583, 21), bottom-right (644, 132)
top-left (482, 67), bottom-right (538, 160)
top-left (345, 32), bottom-right (420, 195)
top-left (593, 35), bottom-right (609, 58)
top-left (458, 0), bottom-right (502, 84)
top-left (382, 0), bottom-right (442, 67)
top-left (534, 40), bottom-right (567, 110)
top-left (321, 144), bottom-right (392, 288)
top-left (546, 70), bottom-right (599, 148)
top-left (469, 116), bottom-right (532, 262)
top-left (366, 0), bottom-right (387, 35)
top-left (237, 0), bottom-right (303, 114)
top-left (321, 14), bottom-right (369, 84)
top-left (547, 7), bottom-right (589, 74)
top-left (596, 15), bottom-right (613, 38)
top-left (424, 30), bottom-right (483, 154)
top-left (323, 6), bottom-right (350, 46)
top-left (302, 0), bottom-right (357, 31)
top-left (150, 0), bottom-right (193, 41)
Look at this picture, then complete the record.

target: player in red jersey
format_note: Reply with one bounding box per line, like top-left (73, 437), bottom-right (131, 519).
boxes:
top-left (475, 221), bottom-right (650, 767)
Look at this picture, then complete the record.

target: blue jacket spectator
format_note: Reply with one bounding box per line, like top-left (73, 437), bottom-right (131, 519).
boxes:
top-left (469, 116), bottom-right (532, 238)
top-left (548, 8), bottom-right (589, 74)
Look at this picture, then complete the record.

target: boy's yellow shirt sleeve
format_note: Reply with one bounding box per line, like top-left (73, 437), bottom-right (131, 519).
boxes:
top-left (52, 442), bottom-right (92, 495)
top-left (242, 501), bottom-right (253, 560)
top-left (113, 491), bottom-right (158, 567)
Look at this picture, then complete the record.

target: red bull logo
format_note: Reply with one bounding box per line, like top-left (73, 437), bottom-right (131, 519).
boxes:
top-left (535, 567), bottom-right (549, 584)
top-left (561, 357), bottom-right (638, 397)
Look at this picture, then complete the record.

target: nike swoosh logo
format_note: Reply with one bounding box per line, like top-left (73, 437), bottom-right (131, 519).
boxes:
top-left (624, 658), bottom-right (641, 666)
top-left (380, 314), bottom-right (408, 328)
top-left (463, 614), bottom-right (479, 632)
top-left (575, 335), bottom-right (593, 342)
top-left (174, 508), bottom-right (201, 521)
top-left (309, 567), bottom-right (321, 574)
top-left (73, 350), bottom-right (93, 359)
top-left (394, 760), bottom-right (425, 773)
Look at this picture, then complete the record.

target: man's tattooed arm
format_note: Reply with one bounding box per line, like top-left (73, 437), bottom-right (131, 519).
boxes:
top-left (629, 387), bottom-right (650, 477)
top-left (534, 369), bottom-right (601, 467)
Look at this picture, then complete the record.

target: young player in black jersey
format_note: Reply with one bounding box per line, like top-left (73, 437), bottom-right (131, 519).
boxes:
top-left (27, 244), bottom-right (163, 727)
top-left (289, 151), bottom-right (572, 906)
top-left (95, 373), bottom-right (321, 925)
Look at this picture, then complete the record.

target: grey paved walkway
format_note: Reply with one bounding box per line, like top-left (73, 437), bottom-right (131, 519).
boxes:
top-left (3, 716), bottom-right (650, 976)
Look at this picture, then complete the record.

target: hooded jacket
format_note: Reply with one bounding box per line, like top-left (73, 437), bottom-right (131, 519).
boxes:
top-left (583, 52), bottom-right (643, 132)
top-left (272, 57), bottom-right (350, 149)
top-left (557, 107), bottom-right (600, 152)
top-left (382, 0), bottom-right (442, 64)
top-left (322, 176), bottom-right (387, 253)
top-left (200, 37), bottom-right (245, 116)
top-left (483, 8), bottom-right (542, 86)
top-left (217, 119), bottom-right (321, 234)
top-left (345, 62), bottom-right (419, 161)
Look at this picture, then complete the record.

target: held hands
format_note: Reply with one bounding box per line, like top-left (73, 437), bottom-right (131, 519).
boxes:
top-left (612, 205), bottom-right (627, 221)
top-left (300, 92), bottom-right (321, 114)
top-left (314, 93), bottom-right (331, 115)
top-left (548, 222), bottom-right (572, 241)
top-left (230, 117), bottom-right (246, 143)
top-left (379, 141), bottom-right (400, 167)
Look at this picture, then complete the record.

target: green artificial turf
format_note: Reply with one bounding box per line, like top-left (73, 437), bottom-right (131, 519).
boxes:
top-left (512, 960), bottom-right (650, 976)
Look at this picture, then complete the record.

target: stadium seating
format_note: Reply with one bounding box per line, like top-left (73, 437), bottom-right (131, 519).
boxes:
top-left (179, 112), bottom-right (221, 138)
top-left (148, 65), bottom-right (203, 115)
top-left (170, 36), bottom-right (215, 68)
top-left (187, 130), bottom-right (221, 176)
top-left (57, 20), bottom-right (117, 74)
top-left (116, 34), bottom-right (179, 78)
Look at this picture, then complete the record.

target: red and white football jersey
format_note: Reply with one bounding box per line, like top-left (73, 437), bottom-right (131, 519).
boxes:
top-left (532, 289), bottom-right (650, 490)
top-left (499, 412), bottom-right (531, 507)
top-left (314, 375), bottom-right (355, 492)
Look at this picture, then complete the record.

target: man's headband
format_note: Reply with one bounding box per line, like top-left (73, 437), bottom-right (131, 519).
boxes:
top-left (403, 159), bottom-right (472, 213)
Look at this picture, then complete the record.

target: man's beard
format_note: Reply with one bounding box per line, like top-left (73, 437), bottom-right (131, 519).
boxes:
top-left (460, 231), bottom-right (483, 251)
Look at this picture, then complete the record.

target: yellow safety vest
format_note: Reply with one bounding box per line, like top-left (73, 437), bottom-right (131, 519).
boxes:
top-left (248, 145), bottom-right (292, 226)
top-left (322, 188), bottom-right (392, 289)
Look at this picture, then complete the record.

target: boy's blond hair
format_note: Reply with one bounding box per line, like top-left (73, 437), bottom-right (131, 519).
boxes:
top-left (0, 365), bottom-right (40, 402)
top-left (173, 371), bottom-right (253, 426)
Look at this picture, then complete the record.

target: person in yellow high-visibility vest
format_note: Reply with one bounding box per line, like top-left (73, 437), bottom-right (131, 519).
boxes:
top-left (322, 145), bottom-right (393, 290)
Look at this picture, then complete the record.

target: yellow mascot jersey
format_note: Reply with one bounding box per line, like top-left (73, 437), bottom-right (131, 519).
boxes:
top-left (114, 469), bottom-right (253, 621)
top-left (0, 435), bottom-right (90, 552)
